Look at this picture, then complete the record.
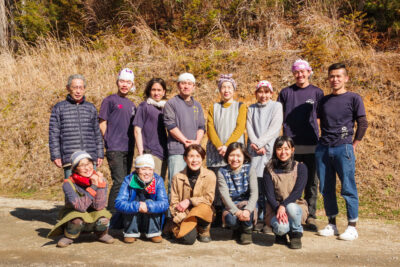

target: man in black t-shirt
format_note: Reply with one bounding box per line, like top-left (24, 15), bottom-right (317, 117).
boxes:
top-left (316, 63), bottom-right (368, 241)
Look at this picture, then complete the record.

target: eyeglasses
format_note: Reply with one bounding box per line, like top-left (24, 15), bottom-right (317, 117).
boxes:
top-left (77, 162), bottom-right (93, 170)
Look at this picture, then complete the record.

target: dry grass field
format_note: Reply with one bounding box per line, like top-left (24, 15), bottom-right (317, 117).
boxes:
top-left (0, 5), bottom-right (399, 220)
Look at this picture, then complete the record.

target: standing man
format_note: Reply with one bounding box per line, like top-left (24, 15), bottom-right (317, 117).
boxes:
top-left (278, 59), bottom-right (324, 231)
top-left (99, 68), bottom-right (136, 213)
top-left (163, 73), bottom-right (206, 191)
top-left (316, 63), bottom-right (368, 241)
top-left (49, 74), bottom-right (104, 179)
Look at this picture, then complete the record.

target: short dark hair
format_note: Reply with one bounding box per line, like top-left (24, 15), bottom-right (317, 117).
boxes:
top-left (184, 144), bottom-right (206, 160)
top-left (224, 142), bottom-right (251, 164)
top-left (144, 78), bottom-right (167, 99)
top-left (328, 63), bottom-right (347, 75)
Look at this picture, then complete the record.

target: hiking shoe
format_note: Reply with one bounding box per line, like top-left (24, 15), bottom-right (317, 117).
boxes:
top-left (150, 236), bottom-right (163, 243)
top-left (305, 217), bottom-right (318, 231)
top-left (274, 234), bottom-right (288, 245)
top-left (124, 237), bottom-right (136, 243)
top-left (318, 224), bottom-right (339, 237)
top-left (98, 233), bottom-right (115, 244)
top-left (57, 237), bottom-right (73, 248)
top-left (288, 232), bottom-right (302, 249)
top-left (339, 226), bottom-right (358, 241)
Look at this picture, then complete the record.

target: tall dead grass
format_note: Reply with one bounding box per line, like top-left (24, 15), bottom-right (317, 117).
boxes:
top-left (0, 5), bottom-right (399, 219)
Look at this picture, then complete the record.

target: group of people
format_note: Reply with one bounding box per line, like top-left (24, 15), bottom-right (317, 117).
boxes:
top-left (47, 59), bottom-right (368, 249)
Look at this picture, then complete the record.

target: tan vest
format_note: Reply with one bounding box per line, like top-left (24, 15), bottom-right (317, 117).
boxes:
top-left (264, 161), bottom-right (308, 226)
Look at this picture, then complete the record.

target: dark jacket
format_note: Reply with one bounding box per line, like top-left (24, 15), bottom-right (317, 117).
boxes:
top-left (114, 172), bottom-right (169, 214)
top-left (49, 95), bottom-right (104, 164)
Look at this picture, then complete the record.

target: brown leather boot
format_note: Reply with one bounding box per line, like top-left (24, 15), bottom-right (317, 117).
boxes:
top-left (124, 237), bottom-right (136, 243)
top-left (150, 236), bottom-right (163, 243)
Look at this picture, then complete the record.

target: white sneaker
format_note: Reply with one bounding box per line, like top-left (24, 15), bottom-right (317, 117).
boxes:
top-left (339, 226), bottom-right (358, 241)
top-left (318, 224), bottom-right (339, 236)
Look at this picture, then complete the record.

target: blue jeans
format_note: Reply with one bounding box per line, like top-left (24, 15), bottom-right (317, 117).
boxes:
top-left (315, 143), bottom-right (358, 222)
top-left (122, 210), bottom-right (163, 238)
top-left (167, 154), bottom-right (186, 195)
top-left (224, 211), bottom-right (254, 229)
top-left (270, 203), bottom-right (303, 235)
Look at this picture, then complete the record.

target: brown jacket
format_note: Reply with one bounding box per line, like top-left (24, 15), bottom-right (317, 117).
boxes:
top-left (170, 166), bottom-right (216, 224)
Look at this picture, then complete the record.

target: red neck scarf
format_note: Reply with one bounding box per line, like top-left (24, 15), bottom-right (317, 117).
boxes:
top-left (71, 170), bottom-right (96, 188)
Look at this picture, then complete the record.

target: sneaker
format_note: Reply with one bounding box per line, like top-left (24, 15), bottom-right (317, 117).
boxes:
top-left (339, 226), bottom-right (358, 241)
top-left (318, 224), bottom-right (339, 236)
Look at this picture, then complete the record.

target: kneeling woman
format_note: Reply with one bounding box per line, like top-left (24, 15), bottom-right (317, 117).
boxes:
top-left (48, 151), bottom-right (114, 247)
top-left (169, 144), bottom-right (216, 245)
top-left (263, 136), bottom-right (308, 249)
top-left (218, 142), bottom-right (258, 245)
top-left (113, 154), bottom-right (169, 243)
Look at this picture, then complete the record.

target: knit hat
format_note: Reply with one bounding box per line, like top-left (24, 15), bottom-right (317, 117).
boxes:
top-left (218, 74), bottom-right (237, 90)
top-left (177, 73), bottom-right (195, 84)
top-left (118, 68), bottom-right (134, 82)
top-left (291, 59), bottom-right (314, 75)
top-left (135, 154), bottom-right (155, 169)
top-left (71, 151), bottom-right (92, 170)
top-left (118, 68), bottom-right (136, 92)
top-left (256, 80), bottom-right (273, 92)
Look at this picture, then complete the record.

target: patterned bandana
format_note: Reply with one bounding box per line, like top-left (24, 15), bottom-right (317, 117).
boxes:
top-left (129, 173), bottom-right (156, 195)
top-left (291, 59), bottom-right (314, 75)
top-left (256, 80), bottom-right (273, 92)
top-left (218, 74), bottom-right (237, 90)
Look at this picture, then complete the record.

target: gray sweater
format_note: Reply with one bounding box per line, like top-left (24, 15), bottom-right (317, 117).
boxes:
top-left (163, 95), bottom-right (205, 155)
top-left (247, 100), bottom-right (283, 177)
top-left (217, 166), bottom-right (258, 214)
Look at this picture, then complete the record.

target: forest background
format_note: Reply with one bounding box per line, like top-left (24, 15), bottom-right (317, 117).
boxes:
top-left (0, 0), bottom-right (399, 221)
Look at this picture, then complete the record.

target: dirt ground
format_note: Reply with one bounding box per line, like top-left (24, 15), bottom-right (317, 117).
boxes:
top-left (0, 197), bottom-right (399, 267)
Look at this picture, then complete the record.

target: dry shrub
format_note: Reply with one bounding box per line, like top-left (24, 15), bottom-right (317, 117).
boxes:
top-left (0, 5), bottom-right (399, 219)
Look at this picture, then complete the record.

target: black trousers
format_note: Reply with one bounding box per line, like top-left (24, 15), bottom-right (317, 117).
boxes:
top-left (106, 150), bottom-right (133, 213)
top-left (294, 153), bottom-right (318, 219)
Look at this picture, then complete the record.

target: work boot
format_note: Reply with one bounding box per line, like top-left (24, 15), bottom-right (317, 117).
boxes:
top-left (274, 234), bottom-right (288, 245)
top-left (124, 237), bottom-right (136, 243)
top-left (288, 232), bottom-right (302, 249)
top-left (197, 223), bottom-right (212, 243)
top-left (305, 217), bottom-right (318, 231)
top-left (96, 229), bottom-right (115, 244)
top-left (239, 226), bottom-right (253, 245)
top-left (57, 237), bottom-right (73, 248)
